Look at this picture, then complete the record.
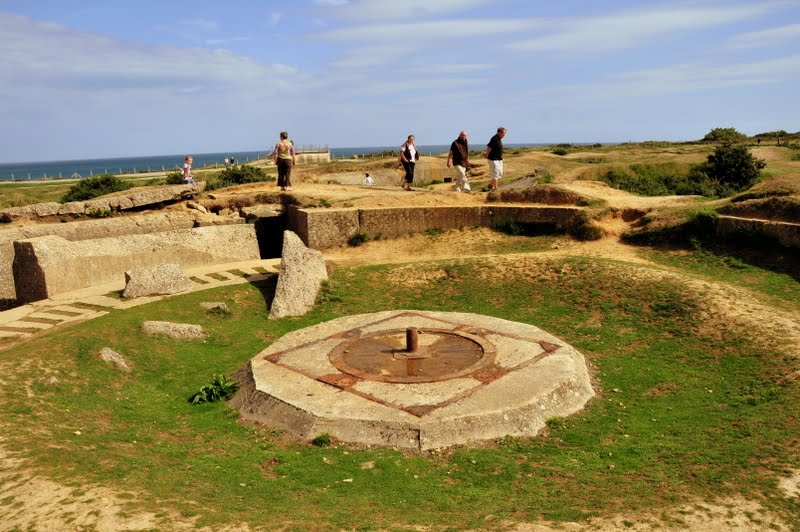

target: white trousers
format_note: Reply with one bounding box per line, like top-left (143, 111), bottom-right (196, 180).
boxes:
top-left (454, 165), bottom-right (470, 192)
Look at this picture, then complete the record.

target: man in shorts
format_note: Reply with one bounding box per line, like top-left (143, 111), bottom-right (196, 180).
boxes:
top-left (486, 127), bottom-right (507, 191)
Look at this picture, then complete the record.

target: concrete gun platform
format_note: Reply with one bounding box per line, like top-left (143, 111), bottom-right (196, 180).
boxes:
top-left (232, 310), bottom-right (595, 450)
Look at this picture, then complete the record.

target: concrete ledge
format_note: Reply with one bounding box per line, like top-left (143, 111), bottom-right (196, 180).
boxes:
top-left (13, 224), bottom-right (260, 304)
top-left (288, 205), bottom-right (584, 249)
top-left (0, 212), bottom-right (197, 301)
top-left (717, 215), bottom-right (800, 248)
top-left (0, 183), bottom-right (204, 223)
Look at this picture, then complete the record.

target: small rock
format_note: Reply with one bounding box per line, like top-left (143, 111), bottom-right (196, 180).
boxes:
top-left (201, 301), bottom-right (229, 313)
top-left (141, 320), bottom-right (206, 340)
top-left (98, 347), bottom-right (132, 373)
top-left (186, 201), bottom-right (208, 214)
top-left (123, 263), bottom-right (192, 298)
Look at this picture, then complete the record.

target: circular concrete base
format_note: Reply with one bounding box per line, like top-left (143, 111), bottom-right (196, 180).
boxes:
top-left (232, 310), bottom-right (595, 450)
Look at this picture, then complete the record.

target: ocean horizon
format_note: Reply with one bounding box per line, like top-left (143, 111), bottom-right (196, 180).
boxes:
top-left (0, 143), bottom-right (546, 181)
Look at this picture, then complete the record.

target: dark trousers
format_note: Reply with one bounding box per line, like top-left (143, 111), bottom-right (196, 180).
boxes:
top-left (277, 158), bottom-right (292, 188)
top-left (402, 161), bottom-right (415, 184)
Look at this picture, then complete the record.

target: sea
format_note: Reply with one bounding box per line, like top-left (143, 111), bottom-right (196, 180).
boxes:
top-left (0, 144), bottom-right (540, 181)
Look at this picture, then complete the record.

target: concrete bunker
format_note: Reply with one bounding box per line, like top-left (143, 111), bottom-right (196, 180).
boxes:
top-left (232, 310), bottom-right (595, 450)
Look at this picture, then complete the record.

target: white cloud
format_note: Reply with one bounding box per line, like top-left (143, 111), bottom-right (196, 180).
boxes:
top-left (317, 18), bottom-right (540, 43)
top-left (0, 13), bottom-right (300, 92)
top-left (610, 54), bottom-right (800, 93)
top-left (269, 12), bottom-right (283, 27)
top-left (524, 54), bottom-right (800, 102)
top-left (508, 3), bottom-right (782, 54)
top-left (721, 23), bottom-right (800, 50)
top-left (0, 12), bottom-right (310, 159)
top-left (319, 0), bottom-right (500, 21)
top-left (180, 17), bottom-right (219, 33)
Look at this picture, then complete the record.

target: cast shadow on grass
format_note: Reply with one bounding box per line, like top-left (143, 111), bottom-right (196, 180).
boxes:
top-left (252, 276), bottom-right (278, 314)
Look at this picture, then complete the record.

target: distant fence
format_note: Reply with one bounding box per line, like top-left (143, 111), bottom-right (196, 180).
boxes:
top-left (0, 154), bottom-right (271, 182)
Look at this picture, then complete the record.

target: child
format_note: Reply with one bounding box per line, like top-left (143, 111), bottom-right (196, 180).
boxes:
top-left (183, 155), bottom-right (196, 184)
top-left (363, 172), bottom-right (374, 186)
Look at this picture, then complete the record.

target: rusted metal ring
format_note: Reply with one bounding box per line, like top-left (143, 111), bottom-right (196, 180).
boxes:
top-left (328, 327), bottom-right (496, 383)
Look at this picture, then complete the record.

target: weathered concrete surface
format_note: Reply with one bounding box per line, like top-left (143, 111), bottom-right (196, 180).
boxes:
top-left (717, 215), bottom-right (800, 248)
top-left (269, 231), bottom-right (328, 319)
top-left (288, 208), bottom-right (359, 250)
top-left (123, 263), bottom-right (192, 298)
top-left (0, 212), bottom-right (197, 303)
top-left (0, 183), bottom-right (204, 223)
top-left (13, 224), bottom-right (260, 304)
top-left (288, 205), bottom-right (584, 249)
top-left (232, 310), bottom-right (595, 450)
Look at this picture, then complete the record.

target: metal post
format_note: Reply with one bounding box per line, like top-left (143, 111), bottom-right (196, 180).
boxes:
top-left (406, 327), bottom-right (418, 352)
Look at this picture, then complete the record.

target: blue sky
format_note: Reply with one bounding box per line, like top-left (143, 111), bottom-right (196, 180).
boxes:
top-left (1, 0), bottom-right (798, 162)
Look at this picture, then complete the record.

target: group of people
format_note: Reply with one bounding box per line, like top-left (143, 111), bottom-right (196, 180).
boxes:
top-left (183, 127), bottom-right (506, 192)
top-left (403, 127), bottom-right (507, 192)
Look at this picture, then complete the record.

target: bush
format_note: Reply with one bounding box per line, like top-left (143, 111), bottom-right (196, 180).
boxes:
top-left (702, 127), bottom-right (747, 143)
top-left (568, 213), bottom-right (603, 241)
top-left (311, 433), bottom-right (332, 447)
top-left (164, 170), bottom-right (184, 185)
top-left (348, 231), bottom-right (369, 247)
top-left (600, 163), bottom-right (704, 197)
top-left (207, 165), bottom-right (271, 190)
top-left (61, 174), bottom-right (133, 203)
top-left (552, 147), bottom-right (568, 156)
top-left (689, 143), bottom-right (765, 197)
top-left (187, 374), bottom-right (239, 405)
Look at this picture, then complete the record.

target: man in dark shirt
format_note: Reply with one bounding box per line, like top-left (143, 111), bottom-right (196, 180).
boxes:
top-left (486, 127), bottom-right (507, 191)
top-left (447, 130), bottom-right (471, 192)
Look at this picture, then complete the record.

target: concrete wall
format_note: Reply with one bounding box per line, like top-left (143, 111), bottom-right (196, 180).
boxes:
top-left (716, 215), bottom-right (800, 248)
top-left (295, 152), bottom-right (331, 165)
top-left (13, 224), bottom-right (260, 304)
top-left (288, 205), bottom-right (583, 249)
top-left (0, 212), bottom-right (197, 303)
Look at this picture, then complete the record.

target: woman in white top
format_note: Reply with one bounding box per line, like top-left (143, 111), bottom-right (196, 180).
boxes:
top-left (399, 134), bottom-right (419, 191)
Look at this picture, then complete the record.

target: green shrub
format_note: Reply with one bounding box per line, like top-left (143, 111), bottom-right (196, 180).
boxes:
top-left (600, 163), bottom-right (703, 197)
top-left (569, 213), bottom-right (603, 241)
top-left (206, 165), bottom-right (271, 190)
top-left (187, 374), bottom-right (239, 405)
top-left (311, 433), bottom-right (332, 447)
top-left (61, 174), bottom-right (133, 203)
top-left (164, 170), bottom-right (184, 185)
top-left (552, 147), bottom-right (568, 156)
top-left (493, 219), bottom-right (525, 236)
top-left (348, 232), bottom-right (369, 247)
top-left (86, 208), bottom-right (112, 218)
top-left (702, 127), bottom-right (747, 142)
top-left (689, 143), bottom-right (765, 197)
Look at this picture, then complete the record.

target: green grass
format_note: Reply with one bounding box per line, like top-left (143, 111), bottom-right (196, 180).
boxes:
top-left (0, 255), bottom-right (798, 530)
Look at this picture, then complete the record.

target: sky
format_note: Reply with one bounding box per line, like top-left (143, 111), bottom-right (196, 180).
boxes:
top-left (1, 0), bottom-right (799, 162)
